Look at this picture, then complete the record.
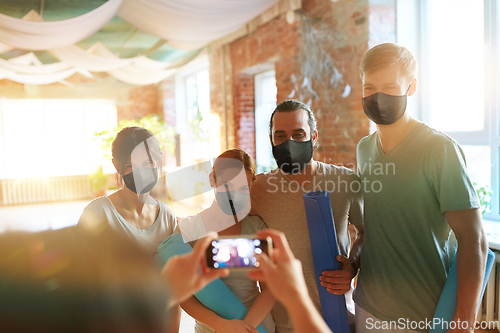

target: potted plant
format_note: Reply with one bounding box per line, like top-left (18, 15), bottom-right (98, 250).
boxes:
top-left (474, 182), bottom-right (492, 214)
top-left (89, 166), bottom-right (108, 198)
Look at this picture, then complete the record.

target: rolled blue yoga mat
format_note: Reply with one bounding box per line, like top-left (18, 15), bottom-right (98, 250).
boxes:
top-left (430, 248), bottom-right (495, 333)
top-left (303, 190), bottom-right (350, 333)
top-left (155, 233), bottom-right (268, 333)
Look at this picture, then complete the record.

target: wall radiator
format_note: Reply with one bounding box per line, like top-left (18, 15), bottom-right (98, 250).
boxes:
top-left (0, 176), bottom-right (93, 206)
top-left (477, 250), bottom-right (500, 330)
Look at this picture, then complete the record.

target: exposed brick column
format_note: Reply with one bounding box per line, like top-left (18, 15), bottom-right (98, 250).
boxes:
top-left (160, 78), bottom-right (176, 127)
top-left (116, 84), bottom-right (162, 122)
top-left (233, 74), bottom-right (256, 159)
top-left (209, 45), bottom-right (235, 152)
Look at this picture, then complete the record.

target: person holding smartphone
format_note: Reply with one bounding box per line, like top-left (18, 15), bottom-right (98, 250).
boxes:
top-left (0, 222), bottom-right (229, 333)
top-left (176, 149), bottom-right (276, 333)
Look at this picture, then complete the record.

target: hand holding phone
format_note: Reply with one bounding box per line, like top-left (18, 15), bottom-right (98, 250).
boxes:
top-left (206, 234), bottom-right (273, 270)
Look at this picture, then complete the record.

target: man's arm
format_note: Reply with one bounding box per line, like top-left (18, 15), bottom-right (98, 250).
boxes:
top-left (320, 224), bottom-right (364, 295)
top-left (445, 208), bottom-right (488, 332)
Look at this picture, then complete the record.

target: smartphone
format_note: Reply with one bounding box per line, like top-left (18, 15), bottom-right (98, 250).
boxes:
top-left (206, 234), bottom-right (273, 270)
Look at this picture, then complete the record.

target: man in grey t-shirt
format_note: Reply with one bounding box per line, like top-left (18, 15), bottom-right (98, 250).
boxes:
top-left (250, 100), bottom-right (364, 332)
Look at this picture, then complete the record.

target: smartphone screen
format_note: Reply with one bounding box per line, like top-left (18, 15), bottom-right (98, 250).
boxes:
top-left (206, 236), bottom-right (271, 269)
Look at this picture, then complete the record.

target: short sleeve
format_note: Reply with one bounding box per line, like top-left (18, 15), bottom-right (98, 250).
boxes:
top-left (77, 206), bottom-right (105, 229)
top-left (178, 214), bottom-right (207, 242)
top-left (163, 205), bottom-right (177, 234)
top-left (244, 215), bottom-right (267, 233)
top-left (427, 140), bottom-right (480, 212)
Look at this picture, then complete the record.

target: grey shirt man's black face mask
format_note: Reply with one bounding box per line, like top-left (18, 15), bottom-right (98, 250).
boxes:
top-left (272, 139), bottom-right (313, 174)
top-left (362, 85), bottom-right (411, 125)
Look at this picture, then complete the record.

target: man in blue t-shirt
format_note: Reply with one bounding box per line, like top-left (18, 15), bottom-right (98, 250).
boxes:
top-left (323, 42), bottom-right (489, 333)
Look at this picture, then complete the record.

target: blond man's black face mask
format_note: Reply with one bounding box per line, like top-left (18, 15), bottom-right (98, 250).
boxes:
top-left (362, 85), bottom-right (411, 125)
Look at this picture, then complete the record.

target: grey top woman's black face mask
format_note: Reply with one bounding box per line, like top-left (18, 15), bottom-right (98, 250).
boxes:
top-left (362, 85), bottom-right (411, 125)
top-left (272, 139), bottom-right (313, 174)
top-left (123, 167), bottom-right (158, 194)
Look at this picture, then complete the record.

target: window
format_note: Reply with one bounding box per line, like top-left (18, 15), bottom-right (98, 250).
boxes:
top-left (254, 70), bottom-right (278, 173)
top-left (0, 99), bottom-right (117, 178)
top-left (174, 58), bottom-right (213, 166)
top-left (398, 0), bottom-right (498, 219)
top-left (172, 57), bottom-right (215, 210)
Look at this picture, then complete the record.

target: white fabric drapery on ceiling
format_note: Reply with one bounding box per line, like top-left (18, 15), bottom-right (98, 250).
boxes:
top-left (0, 43), bottom-right (200, 85)
top-left (0, 66), bottom-right (93, 85)
top-left (50, 44), bottom-right (138, 72)
top-left (0, 1), bottom-right (122, 50)
top-left (0, 52), bottom-right (72, 74)
top-left (117, 0), bottom-right (278, 50)
top-left (0, 0), bottom-right (279, 51)
top-left (0, 0), bottom-right (280, 84)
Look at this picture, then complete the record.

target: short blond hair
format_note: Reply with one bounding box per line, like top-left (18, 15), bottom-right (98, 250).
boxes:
top-left (360, 43), bottom-right (417, 84)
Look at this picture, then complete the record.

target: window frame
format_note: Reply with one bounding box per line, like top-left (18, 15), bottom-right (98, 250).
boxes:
top-left (254, 69), bottom-right (278, 173)
top-left (397, 0), bottom-right (500, 220)
top-left (174, 54), bottom-right (212, 167)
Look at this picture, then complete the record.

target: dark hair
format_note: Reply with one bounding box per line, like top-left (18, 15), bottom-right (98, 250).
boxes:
top-left (269, 100), bottom-right (318, 140)
top-left (112, 127), bottom-right (163, 177)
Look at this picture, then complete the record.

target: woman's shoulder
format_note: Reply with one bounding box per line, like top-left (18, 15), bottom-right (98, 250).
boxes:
top-left (82, 196), bottom-right (115, 218)
top-left (78, 197), bottom-right (113, 226)
top-left (85, 196), bottom-right (112, 210)
top-left (157, 200), bottom-right (175, 217)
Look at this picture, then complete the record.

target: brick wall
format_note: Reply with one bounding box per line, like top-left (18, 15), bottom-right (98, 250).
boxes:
top-left (117, 84), bottom-right (162, 122)
top-left (233, 74), bottom-right (256, 159)
top-left (226, 5), bottom-right (302, 162)
top-left (208, 0), bottom-right (397, 169)
top-left (161, 78), bottom-right (176, 127)
top-left (209, 44), bottom-right (235, 151)
top-left (0, 73), bottom-right (162, 123)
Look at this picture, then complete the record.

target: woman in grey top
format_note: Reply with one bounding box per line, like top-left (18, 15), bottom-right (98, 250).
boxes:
top-left (78, 126), bottom-right (178, 331)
